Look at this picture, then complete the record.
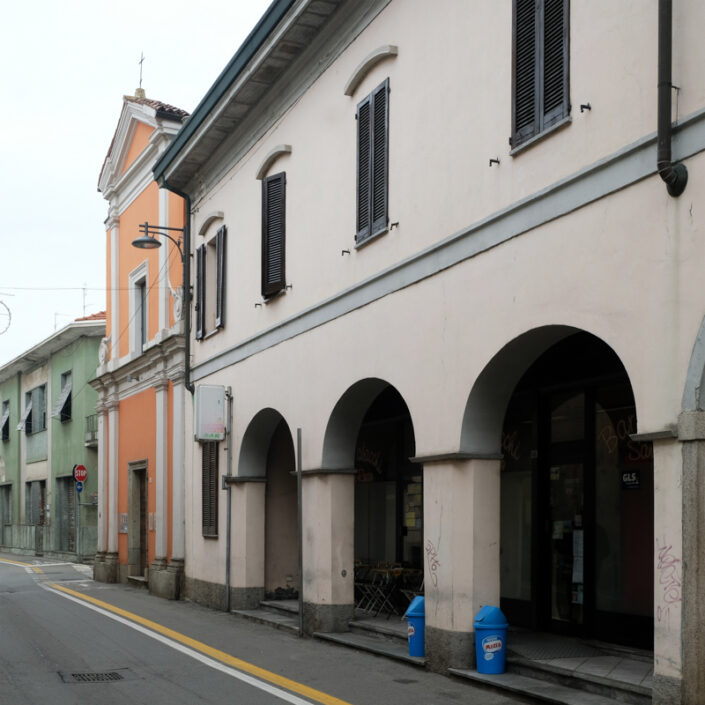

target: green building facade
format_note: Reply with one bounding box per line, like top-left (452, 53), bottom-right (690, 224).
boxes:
top-left (0, 315), bottom-right (105, 561)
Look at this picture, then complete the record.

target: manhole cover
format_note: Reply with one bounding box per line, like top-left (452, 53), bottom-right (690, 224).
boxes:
top-left (59, 670), bottom-right (127, 683)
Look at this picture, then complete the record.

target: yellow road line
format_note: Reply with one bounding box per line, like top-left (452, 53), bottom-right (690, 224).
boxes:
top-left (0, 557), bottom-right (34, 568)
top-left (49, 583), bottom-right (352, 705)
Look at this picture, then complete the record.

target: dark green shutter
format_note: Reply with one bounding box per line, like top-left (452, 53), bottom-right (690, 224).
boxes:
top-left (262, 172), bottom-right (286, 298)
top-left (356, 96), bottom-right (371, 242)
top-left (195, 244), bottom-right (206, 340)
top-left (215, 226), bottom-right (226, 329)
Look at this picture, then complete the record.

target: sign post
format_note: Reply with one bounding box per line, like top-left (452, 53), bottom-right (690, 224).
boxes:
top-left (72, 464), bottom-right (87, 560)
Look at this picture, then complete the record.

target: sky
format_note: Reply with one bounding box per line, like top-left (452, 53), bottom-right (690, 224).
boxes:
top-left (0, 0), bottom-right (272, 367)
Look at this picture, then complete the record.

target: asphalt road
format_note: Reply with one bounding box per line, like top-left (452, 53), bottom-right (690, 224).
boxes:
top-left (0, 554), bottom-right (523, 705)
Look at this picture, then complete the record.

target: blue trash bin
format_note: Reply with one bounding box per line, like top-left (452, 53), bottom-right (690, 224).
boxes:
top-left (474, 605), bottom-right (508, 674)
top-left (405, 596), bottom-right (425, 657)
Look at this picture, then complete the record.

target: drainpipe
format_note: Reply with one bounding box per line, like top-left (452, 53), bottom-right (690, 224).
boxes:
top-left (156, 178), bottom-right (194, 394)
top-left (657, 0), bottom-right (688, 197)
top-left (225, 387), bottom-right (233, 612)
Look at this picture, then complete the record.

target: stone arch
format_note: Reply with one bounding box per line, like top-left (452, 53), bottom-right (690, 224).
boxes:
top-left (238, 407), bottom-right (290, 477)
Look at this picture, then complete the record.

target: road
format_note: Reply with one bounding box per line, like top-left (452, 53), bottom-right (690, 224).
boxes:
top-left (0, 555), bottom-right (522, 705)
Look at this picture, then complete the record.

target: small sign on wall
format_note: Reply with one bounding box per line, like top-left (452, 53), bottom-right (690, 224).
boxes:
top-left (621, 470), bottom-right (641, 490)
top-left (195, 385), bottom-right (226, 441)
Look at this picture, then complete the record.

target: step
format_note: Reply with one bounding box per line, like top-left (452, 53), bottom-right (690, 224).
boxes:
top-left (450, 668), bottom-right (622, 705)
top-left (348, 617), bottom-right (408, 644)
top-left (231, 607), bottom-right (300, 634)
top-left (313, 629), bottom-right (425, 667)
top-left (507, 656), bottom-right (652, 705)
top-left (126, 575), bottom-right (148, 588)
top-left (260, 599), bottom-right (299, 616)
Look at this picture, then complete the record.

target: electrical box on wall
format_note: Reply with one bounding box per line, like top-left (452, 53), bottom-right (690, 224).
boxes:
top-left (195, 385), bottom-right (226, 441)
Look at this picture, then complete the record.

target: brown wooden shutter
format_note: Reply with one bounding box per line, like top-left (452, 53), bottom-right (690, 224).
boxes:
top-left (262, 172), bottom-right (286, 298)
top-left (215, 226), bottom-right (226, 329)
top-left (195, 244), bottom-right (206, 340)
top-left (513, 0), bottom-right (539, 145)
top-left (201, 441), bottom-right (218, 536)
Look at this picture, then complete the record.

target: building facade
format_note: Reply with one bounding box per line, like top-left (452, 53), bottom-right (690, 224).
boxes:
top-left (153, 1), bottom-right (705, 702)
top-left (93, 91), bottom-right (188, 598)
top-left (0, 315), bottom-right (105, 560)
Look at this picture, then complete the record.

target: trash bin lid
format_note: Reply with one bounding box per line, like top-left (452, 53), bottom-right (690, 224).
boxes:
top-left (405, 595), bottom-right (425, 617)
top-left (474, 605), bottom-right (507, 629)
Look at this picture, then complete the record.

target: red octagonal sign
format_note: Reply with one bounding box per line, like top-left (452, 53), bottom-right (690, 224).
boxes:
top-left (73, 464), bottom-right (87, 483)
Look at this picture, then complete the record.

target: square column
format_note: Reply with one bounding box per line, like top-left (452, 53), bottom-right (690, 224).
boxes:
top-left (301, 471), bottom-right (355, 634)
top-left (423, 456), bottom-right (500, 672)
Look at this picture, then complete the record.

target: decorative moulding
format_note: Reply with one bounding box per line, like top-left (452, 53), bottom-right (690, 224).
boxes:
top-left (344, 45), bottom-right (398, 96)
top-left (198, 211), bottom-right (225, 237)
top-left (255, 145), bottom-right (292, 180)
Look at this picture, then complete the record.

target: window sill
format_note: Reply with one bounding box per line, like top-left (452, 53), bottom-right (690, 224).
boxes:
top-left (510, 115), bottom-right (572, 157)
top-left (355, 225), bottom-right (389, 250)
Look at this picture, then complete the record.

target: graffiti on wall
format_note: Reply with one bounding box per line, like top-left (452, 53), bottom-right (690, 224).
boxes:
top-left (655, 536), bottom-right (682, 627)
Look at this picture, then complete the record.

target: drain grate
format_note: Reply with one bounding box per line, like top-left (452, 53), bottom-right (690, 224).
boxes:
top-left (59, 670), bottom-right (126, 683)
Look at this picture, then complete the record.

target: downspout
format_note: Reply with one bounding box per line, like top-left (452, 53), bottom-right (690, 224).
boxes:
top-left (657, 0), bottom-right (688, 197)
top-left (225, 387), bottom-right (233, 612)
top-left (158, 179), bottom-right (194, 394)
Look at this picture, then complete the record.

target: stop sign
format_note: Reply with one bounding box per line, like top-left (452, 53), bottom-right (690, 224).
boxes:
top-left (73, 464), bottom-right (87, 482)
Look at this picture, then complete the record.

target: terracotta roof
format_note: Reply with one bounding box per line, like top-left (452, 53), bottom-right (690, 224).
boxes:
top-left (123, 94), bottom-right (190, 122)
top-left (74, 311), bottom-right (107, 322)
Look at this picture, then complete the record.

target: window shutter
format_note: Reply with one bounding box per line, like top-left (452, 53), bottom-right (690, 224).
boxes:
top-left (195, 244), bottom-right (206, 340)
top-left (512, 0), bottom-right (569, 148)
top-left (542, 0), bottom-right (569, 128)
top-left (356, 95), bottom-right (371, 242)
top-left (262, 172), bottom-right (286, 298)
top-left (215, 226), bottom-right (226, 329)
top-left (513, 0), bottom-right (539, 145)
top-left (201, 441), bottom-right (218, 536)
top-left (370, 79), bottom-right (389, 238)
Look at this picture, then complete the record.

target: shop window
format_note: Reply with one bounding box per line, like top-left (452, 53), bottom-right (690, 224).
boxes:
top-left (356, 78), bottom-right (389, 245)
top-left (511, 0), bottom-right (570, 149)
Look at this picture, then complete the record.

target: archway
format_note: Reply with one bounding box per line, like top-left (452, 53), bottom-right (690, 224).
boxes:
top-left (322, 379), bottom-right (423, 614)
top-left (239, 409), bottom-right (297, 599)
top-left (498, 332), bottom-right (653, 647)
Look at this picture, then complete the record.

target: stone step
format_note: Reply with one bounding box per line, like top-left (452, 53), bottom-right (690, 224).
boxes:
top-left (506, 657), bottom-right (652, 705)
top-left (348, 617), bottom-right (408, 644)
top-left (450, 668), bottom-right (622, 705)
top-left (231, 607), bottom-right (300, 634)
top-left (126, 575), bottom-right (148, 589)
top-left (313, 628), bottom-right (425, 667)
top-left (259, 599), bottom-right (299, 615)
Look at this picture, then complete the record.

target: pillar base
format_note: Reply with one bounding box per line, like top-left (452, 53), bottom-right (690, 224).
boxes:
top-left (425, 625), bottom-right (474, 672)
top-left (302, 602), bottom-right (354, 635)
top-left (94, 551), bottom-right (119, 583)
top-left (149, 557), bottom-right (181, 600)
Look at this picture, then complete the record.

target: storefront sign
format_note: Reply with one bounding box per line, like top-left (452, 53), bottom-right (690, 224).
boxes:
top-left (621, 470), bottom-right (641, 490)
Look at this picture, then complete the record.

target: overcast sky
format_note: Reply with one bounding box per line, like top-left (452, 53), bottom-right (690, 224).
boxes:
top-left (0, 0), bottom-right (272, 367)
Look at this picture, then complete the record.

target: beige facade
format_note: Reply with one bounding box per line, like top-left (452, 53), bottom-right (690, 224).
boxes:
top-left (154, 1), bottom-right (705, 702)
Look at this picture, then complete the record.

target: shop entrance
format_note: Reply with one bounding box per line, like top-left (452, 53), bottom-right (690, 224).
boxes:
top-left (500, 334), bottom-right (653, 648)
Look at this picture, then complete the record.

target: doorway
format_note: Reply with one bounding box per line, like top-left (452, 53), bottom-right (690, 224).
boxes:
top-left (500, 334), bottom-right (653, 648)
top-left (128, 463), bottom-right (148, 578)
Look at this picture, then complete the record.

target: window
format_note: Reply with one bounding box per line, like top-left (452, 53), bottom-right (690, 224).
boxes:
top-left (1, 401), bottom-right (9, 442)
top-left (25, 480), bottom-right (46, 525)
top-left (19, 385), bottom-right (46, 435)
top-left (356, 78), bottom-right (389, 245)
top-left (51, 371), bottom-right (72, 423)
top-left (195, 225), bottom-right (227, 340)
top-left (261, 173), bottom-right (286, 298)
top-left (128, 262), bottom-right (149, 355)
top-left (201, 441), bottom-right (219, 537)
top-left (138, 280), bottom-right (147, 349)
top-left (511, 0), bottom-right (569, 149)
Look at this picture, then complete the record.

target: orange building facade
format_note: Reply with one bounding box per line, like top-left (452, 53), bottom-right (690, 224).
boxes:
top-left (92, 91), bottom-right (188, 598)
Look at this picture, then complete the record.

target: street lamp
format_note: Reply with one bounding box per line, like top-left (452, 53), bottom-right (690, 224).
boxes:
top-left (131, 220), bottom-right (191, 392)
top-left (132, 221), bottom-right (184, 260)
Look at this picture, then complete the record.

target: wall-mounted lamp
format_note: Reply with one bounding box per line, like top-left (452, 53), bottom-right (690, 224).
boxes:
top-left (132, 221), bottom-right (185, 260)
